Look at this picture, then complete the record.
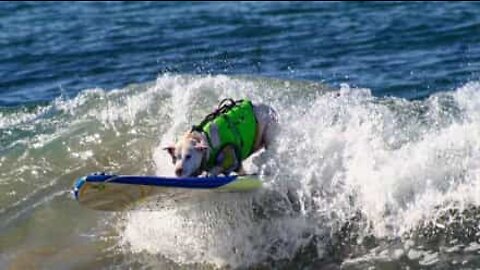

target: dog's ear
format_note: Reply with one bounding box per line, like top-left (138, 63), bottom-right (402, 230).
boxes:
top-left (162, 145), bottom-right (176, 163)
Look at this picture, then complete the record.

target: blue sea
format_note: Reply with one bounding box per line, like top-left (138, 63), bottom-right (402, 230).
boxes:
top-left (1, 2), bottom-right (480, 269)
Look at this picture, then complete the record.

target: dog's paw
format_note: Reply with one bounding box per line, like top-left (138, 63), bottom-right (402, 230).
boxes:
top-left (199, 171), bottom-right (210, 177)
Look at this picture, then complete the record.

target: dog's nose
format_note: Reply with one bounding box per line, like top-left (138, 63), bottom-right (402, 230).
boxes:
top-left (175, 167), bottom-right (183, 176)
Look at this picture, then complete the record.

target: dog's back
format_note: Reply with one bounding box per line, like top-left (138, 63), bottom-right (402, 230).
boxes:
top-left (252, 103), bottom-right (278, 151)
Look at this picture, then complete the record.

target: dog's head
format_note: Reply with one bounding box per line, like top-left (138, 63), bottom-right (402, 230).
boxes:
top-left (163, 132), bottom-right (208, 177)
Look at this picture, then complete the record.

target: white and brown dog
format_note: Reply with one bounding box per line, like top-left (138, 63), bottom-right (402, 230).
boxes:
top-left (164, 99), bottom-right (277, 177)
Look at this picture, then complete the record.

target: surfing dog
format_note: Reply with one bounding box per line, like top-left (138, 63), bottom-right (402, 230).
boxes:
top-left (164, 99), bottom-right (277, 177)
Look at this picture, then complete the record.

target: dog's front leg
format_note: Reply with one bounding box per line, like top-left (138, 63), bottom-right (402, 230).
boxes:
top-left (207, 166), bottom-right (224, 176)
top-left (208, 145), bottom-right (242, 176)
top-left (223, 150), bottom-right (244, 176)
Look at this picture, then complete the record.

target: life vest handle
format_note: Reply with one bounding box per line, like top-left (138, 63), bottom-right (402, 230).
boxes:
top-left (191, 98), bottom-right (244, 132)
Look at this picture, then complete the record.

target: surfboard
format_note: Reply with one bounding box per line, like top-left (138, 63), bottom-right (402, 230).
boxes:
top-left (72, 172), bottom-right (262, 211)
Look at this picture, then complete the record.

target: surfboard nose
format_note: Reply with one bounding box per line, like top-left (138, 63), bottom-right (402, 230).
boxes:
top-left (72, 176), bottom-right (86, 200)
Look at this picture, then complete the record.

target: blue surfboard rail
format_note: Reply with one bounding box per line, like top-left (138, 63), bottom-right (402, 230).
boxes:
top-left (73, 172), bottom-right (239, 199)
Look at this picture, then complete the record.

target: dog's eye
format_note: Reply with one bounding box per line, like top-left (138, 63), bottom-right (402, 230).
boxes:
top-left (185, 154), bottom-right (191, 160)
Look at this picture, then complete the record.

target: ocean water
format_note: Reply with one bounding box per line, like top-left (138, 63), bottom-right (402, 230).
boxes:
top-left (1, 2), bottom-right (480, 270)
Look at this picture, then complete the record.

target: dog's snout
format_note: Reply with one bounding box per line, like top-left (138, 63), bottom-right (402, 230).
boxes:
top-left (175, 167), bottom-right (183, 176)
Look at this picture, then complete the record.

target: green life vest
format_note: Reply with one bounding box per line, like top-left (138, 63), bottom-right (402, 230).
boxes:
top-left (197, 99), bottom-right (257, 169)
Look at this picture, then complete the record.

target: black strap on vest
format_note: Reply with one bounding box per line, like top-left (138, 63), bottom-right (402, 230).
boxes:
top-left (190, 98), bottom-right (244, 133)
